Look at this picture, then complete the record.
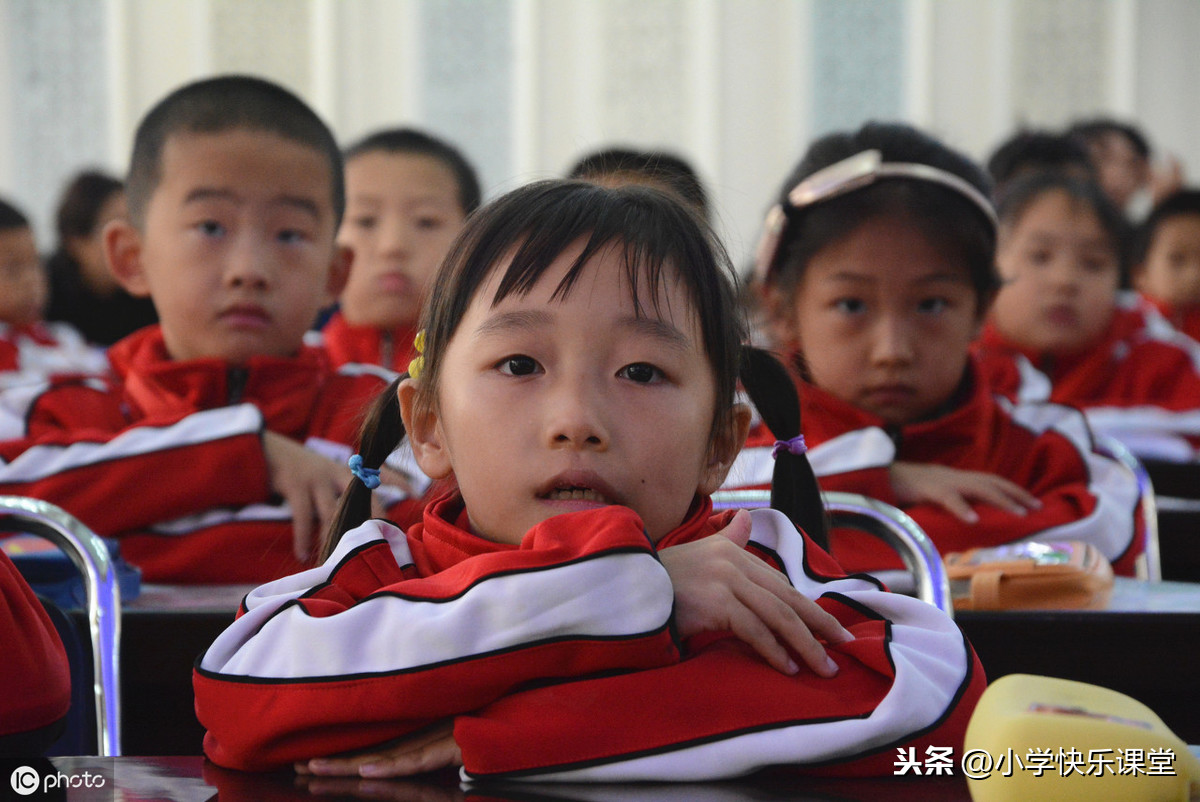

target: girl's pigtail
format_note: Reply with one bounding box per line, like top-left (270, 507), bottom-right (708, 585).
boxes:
top-left (738, 346), bottom-right (830, 551)
top-left (320, 376), bottom-right (409, 562)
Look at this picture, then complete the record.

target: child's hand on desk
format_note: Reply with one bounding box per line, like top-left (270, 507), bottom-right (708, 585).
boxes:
top-left (295, 720), bottom-right (462, 779)
top-left (263, 432), bottom-right (351, 561)
top-left (889, 462), bottom-right (1042, 523)
top-left (659, 509), bottom-right (854, 678)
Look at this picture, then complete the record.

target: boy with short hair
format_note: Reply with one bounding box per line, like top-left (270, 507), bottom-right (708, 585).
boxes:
top-left (0, 75), bottom-right (424, 584)
top-left (0, 197), bottom-right (108, 391)
top-left (1132, 189), bottom-right (1200, 341)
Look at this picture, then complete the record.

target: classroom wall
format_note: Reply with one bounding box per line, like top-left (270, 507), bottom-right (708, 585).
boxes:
top-left (0, 0), bottom-right (1195, 269)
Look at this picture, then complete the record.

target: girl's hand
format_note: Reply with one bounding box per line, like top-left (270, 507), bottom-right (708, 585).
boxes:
top-left (658, 509), bottom-right (854, 678)
top-left (295, 721), bottom-right (462, 779)
top-left (889, 461), bottom-right (1042, 524)
top-left (263, 432), bottom-right (351, 561)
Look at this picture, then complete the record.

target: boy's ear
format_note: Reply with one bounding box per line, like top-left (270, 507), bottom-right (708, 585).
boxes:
top-left (397, 377), bottom-right (453, 480)
top-left (322, 245), bottom-right (353, 304)
top-left (104, 219), bottom-right (150, 297)
top-left (697, 402), bottom-right (753, 496)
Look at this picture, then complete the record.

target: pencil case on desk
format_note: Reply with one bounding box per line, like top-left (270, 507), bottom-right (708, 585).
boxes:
top-left (944, 540), bottom-right (1113, 611)
top-left (964, 674), bottom-right (1200, 802)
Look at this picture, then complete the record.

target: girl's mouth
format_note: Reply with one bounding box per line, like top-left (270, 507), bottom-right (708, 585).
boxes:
top-left (542, 486), bottom-right (612, 504)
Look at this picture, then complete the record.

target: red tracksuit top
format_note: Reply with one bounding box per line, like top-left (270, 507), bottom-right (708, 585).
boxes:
top-left (194, 494), bottom-right (985, 781)
top-left (0, 549), bottom-right (71, 739)
top-left (318, 311), bottom-right (417, 374)
top-left (1142, 294), bottom-right (1200, 344)
top-left (0, 325), bottom-right (424, 584)
top-left (973, 292), bottom-right (1200, 461)
top-left (0, 320), bottom-right (108, 388)
top-left (724, 362), bottom-right (1141, 576)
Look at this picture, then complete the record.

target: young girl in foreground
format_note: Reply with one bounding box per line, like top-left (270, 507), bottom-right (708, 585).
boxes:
top-left (194, 180), bottom-right (984, 782)
top-left (319, 128), bottom-right (480, 371)
top-left (730, 123), bottom-right (1141, 576)
top-left (975, 172), bottom-right (1200, 463)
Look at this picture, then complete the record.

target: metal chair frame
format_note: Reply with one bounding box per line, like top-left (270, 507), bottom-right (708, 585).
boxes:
top-left (711, 489), bottom-right (953, 616)
top-left (0, 496), bottom-right (122, 756)
top-left (1093, 435), bottom-right (1162, 582)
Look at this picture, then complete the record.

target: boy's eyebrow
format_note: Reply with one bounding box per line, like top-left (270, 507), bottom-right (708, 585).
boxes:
top-left (183, 188), bottom-right (321, 219)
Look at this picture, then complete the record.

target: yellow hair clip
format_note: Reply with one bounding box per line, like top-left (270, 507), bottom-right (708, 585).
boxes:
top-left (407, 329), bottom-right (426, 380)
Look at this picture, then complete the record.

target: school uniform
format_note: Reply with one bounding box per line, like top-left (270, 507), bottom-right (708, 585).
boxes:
top-left (0, 549), bottom-right (70, 746)
top-left (974, 292), bottom-right (1200, 461)
top-left (724, 362), bottom-right (1141, 576)
top-left (0, 320), bottom-right (108, 389)
top-left (317, 311), bottom-right (417, 373)
top-left (194, 493), bottom-right (985, 780)
top-left (0, 325), bottom-right (426, 584)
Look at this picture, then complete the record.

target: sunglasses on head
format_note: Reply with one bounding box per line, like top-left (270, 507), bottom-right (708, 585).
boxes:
top-left (753, 149), bottom-right (998, 284)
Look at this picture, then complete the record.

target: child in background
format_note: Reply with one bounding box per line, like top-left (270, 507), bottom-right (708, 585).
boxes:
top-left (319, 128), bottom-right (480, 372)
top-left (1068, 117), bottom-right (1184, 219)
top-left (985, 128), bottom-right (1095, 196)
top-left (568, 146), bottom-right (710, 221)
top-left (44, 170), bottom-right (158, 345)
top-left (1131, 189), bottom-right (1200, 341)
top-left (0, 197), bottom-right (108, 391)
top-left (976, 172), bottom-right (1200, 463)
top-left (0, 75), bottom-right (422, 584)
top-left (731, 123), bottom-right (1140, 576)
top-left (195, 180), bottom-right (983, 781)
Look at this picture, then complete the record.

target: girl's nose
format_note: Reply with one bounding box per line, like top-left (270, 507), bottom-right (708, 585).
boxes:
top-left (546, 376), bottom-right (610, 451)
top-left (871, 317), bottom-right (915, 366)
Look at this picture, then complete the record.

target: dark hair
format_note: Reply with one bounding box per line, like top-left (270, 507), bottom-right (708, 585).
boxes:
top-left (322, 179), bottom-right (827, 556)
top-left (1068, 117), bottom-right (1151, 160)
top-left (568, 147), bottom-right (709, 220)
top-left (765, 122), bottom-right (998, 311)
top-left (1131, 189), bottom-right (1200, 267)
top-left (125, 74), bottom-right (343, 229)
top-left (986, 129), bottom-right (1095, 190)
top-left (996, 171), bottom-right (1131, 281)
top-left (54, 170), bottom-right (123, 243)
top-left (344, 127), bottom-right (482, 215)
top-left (0, 197), bottom-right (30, 232)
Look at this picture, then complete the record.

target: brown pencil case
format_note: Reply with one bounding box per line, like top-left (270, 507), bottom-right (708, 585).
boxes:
top-left (944, 540), bottom-right (1114, 611)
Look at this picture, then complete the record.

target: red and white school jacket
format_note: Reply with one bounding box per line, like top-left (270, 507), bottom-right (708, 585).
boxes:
top-left (0, 320), bottom-right (108, 389)
top-left (315, 311), bottom-right (417, 373)
top-left (0, 549), bottom-right (70, 739)
top-left (0, 326), bottom-right (426, 584)
top-left (1143, 294), bottom-right (1200, 344)
top-left (194, 494), bottom-right (985, 781)
top-left (724, 365), bottom-right (1141, 576)
top-left (973, 292), bottom-right (1200, 461)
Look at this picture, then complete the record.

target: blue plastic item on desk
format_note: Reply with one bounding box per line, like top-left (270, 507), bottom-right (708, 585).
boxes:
top-left (1, 532), bottom-right (141, 608)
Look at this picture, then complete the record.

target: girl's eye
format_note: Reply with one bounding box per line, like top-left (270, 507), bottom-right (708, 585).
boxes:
top-left (917, 297), bottom-right (949, 314)
top-left (198, 220), bottom-right (225, 237)
top-left (498, 355), bottom-right (541, 376)
top-left (1026, 248), bottom-right (1053, 266)
top-left (833, 298), bottom-right (866, 315)
top-left (618, 363), bottom-right (664, 384)
top-left (416, 216), bottom-right (444, 230)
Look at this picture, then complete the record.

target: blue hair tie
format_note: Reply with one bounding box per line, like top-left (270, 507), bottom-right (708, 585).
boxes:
top-left (771, 435), bottom-right (807, 459)
top-left (348, 454), bottom-right (381, 489)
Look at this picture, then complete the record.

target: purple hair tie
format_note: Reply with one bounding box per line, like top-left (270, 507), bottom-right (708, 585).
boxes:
top-left (771, 435), bottom-right (808, 459)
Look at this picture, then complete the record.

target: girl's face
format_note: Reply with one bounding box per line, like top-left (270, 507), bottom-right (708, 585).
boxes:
top-left (992, 189), bottom-right (1120, 356)
top-left (772, 215), bottom-right (981, 426)
top-left (338, 152), bottom-right (467, 329)
top-left (400, 241), bottom-right (747, 545)
top-left (1135, 213), bottom-right (1200, 308)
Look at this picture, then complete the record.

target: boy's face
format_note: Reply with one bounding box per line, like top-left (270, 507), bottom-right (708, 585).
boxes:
top-left (1135, 213), bottom-right (1200, 309)
top-left (106, 129), bottom-right (349, 362)
top-left (337, 151), bottom-right (466, 330)
top-left (772, 215), bottom-right (982, 427)
top-left (0, 226), bottom-right (48, 327)
top-left (992, 189), bottom-right (1120, 356)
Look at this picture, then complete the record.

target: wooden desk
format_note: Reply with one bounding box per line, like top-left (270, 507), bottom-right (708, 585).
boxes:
top-left (42, 754), bottom-right (976, 801)
top-left (98, 579), bottom-right (1200, 757)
